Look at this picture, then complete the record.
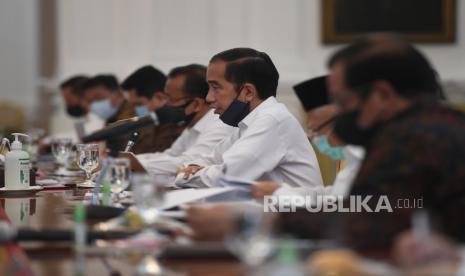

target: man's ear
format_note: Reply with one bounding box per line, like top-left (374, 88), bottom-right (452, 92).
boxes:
top-left (154, 91), bottom-right (168, 102)
top-left (150, 91), bottom-right (168, 110)
top-left (190, 98), bottom-right (203, 112)
top-left (372, 80), bottom-right (397, 101)
top-left (242, 83), bottom-right (258, 102)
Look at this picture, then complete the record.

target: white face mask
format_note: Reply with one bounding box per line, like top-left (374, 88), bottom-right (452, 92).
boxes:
top-left (90, 99), bottom-right (117, 120)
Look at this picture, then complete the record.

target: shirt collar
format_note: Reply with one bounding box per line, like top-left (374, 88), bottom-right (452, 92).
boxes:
top-left (239, 96), bottom-right (277, 129)
top-left (192, 109), bottom-right (215, 133)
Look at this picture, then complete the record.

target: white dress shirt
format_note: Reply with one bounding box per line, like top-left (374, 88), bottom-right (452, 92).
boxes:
top-left (136, 109), bottom-right (233, 175)
top-left (274, 145), bottom-right (365, 199)
top-left (181, 96), bottom-right (324, 188)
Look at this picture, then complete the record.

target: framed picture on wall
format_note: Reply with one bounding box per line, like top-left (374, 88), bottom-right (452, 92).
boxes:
top-left (322, 0), bottom-right (456, 44)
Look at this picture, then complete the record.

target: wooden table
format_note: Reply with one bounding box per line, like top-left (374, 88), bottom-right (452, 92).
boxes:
top-left (1, 188), bottom-right (244, 276)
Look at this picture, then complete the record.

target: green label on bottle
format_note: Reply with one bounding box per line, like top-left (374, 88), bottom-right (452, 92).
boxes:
top-left (19, 161), bottom-right (30, 185)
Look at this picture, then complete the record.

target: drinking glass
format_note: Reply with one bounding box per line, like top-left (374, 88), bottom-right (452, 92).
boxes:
top-left (28, 128), bottom-right (45, 160)
top-left (107, 158), bottom-right (131, 195)
top-left (131, 173), bottom-right (169, 225)
top-left (131, 173), bottom-right (172, 276)
top-left (51, 138), bottom-right (73, 173)
top-left (76, 144), bottom-right (99, 187)
top-left (225, 208), bottom-right (276, 268)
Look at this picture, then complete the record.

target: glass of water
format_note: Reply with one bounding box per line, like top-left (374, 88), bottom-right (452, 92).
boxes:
top-left (107, 158), bottom-right (131, 194)
top-left (51, 138), bottom-right (73, 173)
top-left (225, 208), bottom-right (276, 268)
top-left (28, 128), bottom-right (45, 161)
top-left (76, 144), bottom-right (99, 187)
top-left (131, 173), bottom-right (169, 225)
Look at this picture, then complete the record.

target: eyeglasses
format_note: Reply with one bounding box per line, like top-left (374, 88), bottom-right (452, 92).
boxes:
top-left (307, 115), bottom-right (337, 139)
top-left (331, 83), bottom-right (372, 111)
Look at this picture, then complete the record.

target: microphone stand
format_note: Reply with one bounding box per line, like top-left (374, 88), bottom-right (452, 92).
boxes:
top-left (124, 132), bottom-right (140, 152)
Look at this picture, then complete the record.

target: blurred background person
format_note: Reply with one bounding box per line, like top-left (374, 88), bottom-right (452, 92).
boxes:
top-left (81, 74), bottom-right (135, 151)
top-left (120, 65), bottom-right (184, 154)
top-left (81, 74), bottom-right (134, 125)
top-left (59, 75), bottom-right (103, 139)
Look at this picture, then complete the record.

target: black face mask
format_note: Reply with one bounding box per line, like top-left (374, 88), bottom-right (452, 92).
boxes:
top-left (183, 111), bottom-right (197, 126)
top-left (219, 87), bottom-right (250, 127)
top-left (332, 110), bottom-right (380, 148)
top-left (66, 105), bottom-right (87, 118)
top-left (156, 100), bottom-right (195, 126)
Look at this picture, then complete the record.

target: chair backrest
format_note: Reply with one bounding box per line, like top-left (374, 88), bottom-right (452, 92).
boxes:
top-left (0, 101), bottom-right (26, 137)
top-left (310, 141), bottom-right (340, 186)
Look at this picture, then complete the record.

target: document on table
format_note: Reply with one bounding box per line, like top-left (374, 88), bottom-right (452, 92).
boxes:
top-left (215, 175), bottom-right (256, 188)
top-left (159, 187), bottom-right (253, 210)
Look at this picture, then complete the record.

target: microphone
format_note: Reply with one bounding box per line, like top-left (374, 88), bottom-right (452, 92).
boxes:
top-left (124, 131), bottom-right (140, 152)
top-left (82, 107), bottom-right (187, 143)
top-left (82, 112), bottom-right (159, 143)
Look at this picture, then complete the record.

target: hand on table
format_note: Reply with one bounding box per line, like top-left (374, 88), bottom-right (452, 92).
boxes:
top-left (392, 230), bottom-right (460, 273)
top-left (252, 181), bottom-right (282, 199)
top-left (177, 165), bottom-right (204, 180)
top-left (187, 205), bottom-right (235, 241)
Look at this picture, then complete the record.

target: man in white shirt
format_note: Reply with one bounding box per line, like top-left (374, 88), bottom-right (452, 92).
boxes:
top-left (177, 48), bottom-right (323, 188)
top-left (135, 64), bottom-right (233, 176)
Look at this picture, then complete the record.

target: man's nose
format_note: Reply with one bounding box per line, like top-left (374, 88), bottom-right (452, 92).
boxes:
top-left (205, 90), bottom-right (215, 104)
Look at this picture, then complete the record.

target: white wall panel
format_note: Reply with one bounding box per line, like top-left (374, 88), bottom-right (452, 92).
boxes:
top-left (54, 0), bottom-right (465, 129)
top-left (0, 0), bottom-right (38, 113)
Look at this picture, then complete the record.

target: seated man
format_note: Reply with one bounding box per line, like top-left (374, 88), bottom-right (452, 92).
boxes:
top-left (135, 64), bottom-right (233, 176)
top-left (121, 65), bottom-right (184, 154)
top-left (60, 75), bottom-right (89, 118)
top-left (280, 33), bottom-right (465, 254)
top-left (253, 75), bottom-right (364, 199)
top-left (81, 74), bottom-right (135, 151)
top-left (81, 74), bottom-right (135, 125)
top-left (177, 48), bottom-right (323, 189)
top-left (59, 75), bottom-right (104, 138)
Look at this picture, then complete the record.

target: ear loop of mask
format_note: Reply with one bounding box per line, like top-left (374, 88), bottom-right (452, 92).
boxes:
top-left (234, 84), bottom-right (246, 102)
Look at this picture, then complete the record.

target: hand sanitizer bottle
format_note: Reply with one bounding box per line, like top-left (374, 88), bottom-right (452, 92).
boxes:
top-left (5, 133), bottom-right (30, 189)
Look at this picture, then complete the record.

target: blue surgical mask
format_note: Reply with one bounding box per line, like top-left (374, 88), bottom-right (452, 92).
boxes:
top-left (312, 135), bottom-right (345, 160)
top-left (135, 105), bottom-right (150, 117)
top-left (90, 99), bottom-right (117, 120)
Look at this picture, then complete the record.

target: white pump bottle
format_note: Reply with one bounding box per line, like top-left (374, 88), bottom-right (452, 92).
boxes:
top-left (5, 133), bottom-right (30, 189)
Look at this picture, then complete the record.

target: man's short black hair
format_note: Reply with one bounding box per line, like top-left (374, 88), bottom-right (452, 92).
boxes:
top-left (210, 48), bottom-right (279, 99)
top-left (82, 74), bottom-right (119, 92)
top-left (60, 75), bottom-right (89, 97)
top-left (121, 65), bottom-right (166, 99)
top-left (168, 64), bottom-right (208, 99)
top-left (328, 33), bottom-right (441, 99)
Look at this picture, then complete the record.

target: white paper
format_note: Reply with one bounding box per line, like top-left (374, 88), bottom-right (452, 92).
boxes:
top-left (215, 175), bottom-right (256, 188)
top-left (159, 187), bottom-right (250, 210)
